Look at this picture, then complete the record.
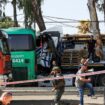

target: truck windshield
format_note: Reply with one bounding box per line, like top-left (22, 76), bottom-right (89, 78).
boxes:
top-left (0, 39), bottom-right (10, 54)
top-left (8, 34), bottom-right (35, 51)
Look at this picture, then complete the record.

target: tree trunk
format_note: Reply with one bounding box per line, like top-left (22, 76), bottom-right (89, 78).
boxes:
top-left (31, 0), bottom-right (46, 31)
top-left (24, 7), bottom-right (28, 28)
top-left (12, 0), bottom-right (18, 27)
top-left (104, 0), bottom-right (105, 22)
top-left (87, 0), bottom-right (103, 60)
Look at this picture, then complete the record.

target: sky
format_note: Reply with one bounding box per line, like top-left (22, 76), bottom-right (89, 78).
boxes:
top-left (4, 0), bottom-right (105, 34)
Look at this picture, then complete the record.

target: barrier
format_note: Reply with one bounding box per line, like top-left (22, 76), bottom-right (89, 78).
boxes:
top-left (1, 70), bottom-right (105, 86)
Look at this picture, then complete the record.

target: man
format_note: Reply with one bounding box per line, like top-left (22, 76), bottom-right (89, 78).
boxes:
top-left (50, 66), bottom-right (65, 105)
top-left (0, 92), bottom-right (12, 105)
top-left (75, 64), bottom-right (95, 105)
top-left (87, 35), bottom-right (96, 62)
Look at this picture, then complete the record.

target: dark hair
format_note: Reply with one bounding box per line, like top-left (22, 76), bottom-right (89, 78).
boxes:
top-left (7, 92), bottom-right (12, 96)
top-left (2, 92), bottom-right (12, 97)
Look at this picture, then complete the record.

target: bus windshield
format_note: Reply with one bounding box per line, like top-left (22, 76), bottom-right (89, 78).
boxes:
top-left (8, 34), bottom-right (35, 51)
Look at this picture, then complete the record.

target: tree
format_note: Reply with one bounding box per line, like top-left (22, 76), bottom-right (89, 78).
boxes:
top-left (31, 0), bottom-right (46, 31)
top-left (17, 0), bottom-right (35, 28)
top-left (0, 0), bottom-right (7, 18)
top-left (11, 0), bottom-right (19, 27)
top-left (0, 16), bottom-right (14, 28)
top-left (87, 0), bottom-right (103, 60)
top-left (17, 0), bottom-right (46, 31)
top-left (96, 0), bottom-right (105, 22)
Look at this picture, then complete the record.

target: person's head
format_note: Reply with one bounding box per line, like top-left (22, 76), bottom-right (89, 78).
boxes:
top-left (90, 35), bottom-right (94, 40)
top-left (0, 92), bottom-right (12, 105)
top-left (52, 58), bottom-right (57, 66)
top-left (81, 57), bottom-right (87, 64)
top-left (50, 66), bottom-right (61, 75)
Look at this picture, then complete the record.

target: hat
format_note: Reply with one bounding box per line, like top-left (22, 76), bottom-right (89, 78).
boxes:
top-left (52, 66), bottom-right (61, 71)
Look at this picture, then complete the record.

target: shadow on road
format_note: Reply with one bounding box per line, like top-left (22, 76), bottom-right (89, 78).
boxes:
top-left (11, 100), bottom-right (103, 105)
top-left (11, 100), bottom-right (79, 105)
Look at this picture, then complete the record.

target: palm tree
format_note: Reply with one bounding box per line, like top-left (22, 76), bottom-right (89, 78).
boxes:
top-left (11, 0), bottom-right (18, 27)
top-left (17, 0), bottom-right (46, 30)
top-left (96, 0), bottom-right (105, 23)
top-left (0, 0), bottom-right (7, 18)
top-left (87, 0), bottom-right (103, 60)
top-left (31, 0), bottom-right (46, 31)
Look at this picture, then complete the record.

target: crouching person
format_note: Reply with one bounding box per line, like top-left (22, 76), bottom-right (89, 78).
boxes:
top-left (0, 92), bottom-right (12, 105)
top-left (50, 66), bottom-right (65, 105)
top-left (75, 65), bottom-right (95, 105)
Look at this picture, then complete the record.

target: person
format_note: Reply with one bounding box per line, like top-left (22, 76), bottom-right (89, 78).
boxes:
top-left (0, 92), bottom-right (12, 105)
top-left (64, 35), bottom-right (75, 49)
top-left (95, 35), bottom-right (103, 61)
top-left (75, 63), bottom-right (96, 105)
top-left (78, 57), bottom-right (89, 69)
top-left (39, 34), bottom-right (52, 72)
top-left (79, 47), bottom-right (88, 59)
top-left (50, 66), bottom-right (65, 105)
top-left (87, 35), bottom-right (96, 62)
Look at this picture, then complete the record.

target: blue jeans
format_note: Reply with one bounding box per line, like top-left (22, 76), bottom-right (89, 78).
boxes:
top-left (77, 83), bottom-right (95, 105)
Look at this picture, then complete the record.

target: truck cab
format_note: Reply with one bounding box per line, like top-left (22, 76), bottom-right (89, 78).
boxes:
top-left (0, 30), bottom-right (12, 83)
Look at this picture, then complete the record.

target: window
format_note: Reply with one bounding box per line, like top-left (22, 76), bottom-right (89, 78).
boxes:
top-left (8, 34), bottom-right (35, 51)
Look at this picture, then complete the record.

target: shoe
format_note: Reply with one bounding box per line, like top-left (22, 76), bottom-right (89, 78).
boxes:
top-left (87, 93), bottom-right (92, 97)
top-left (91, 95), bottom-right (97, 99)
top-left (91, 61), bottom-right (94, 63)
top-left (87, 94), bottom-right (97, 99)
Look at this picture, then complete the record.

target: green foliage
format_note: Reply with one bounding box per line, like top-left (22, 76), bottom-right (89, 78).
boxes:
top-left (0, 17), bottom-right (14, 28)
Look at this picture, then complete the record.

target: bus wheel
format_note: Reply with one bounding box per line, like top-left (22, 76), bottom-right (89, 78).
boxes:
top-left (99, 75), bottom-right (105, 86)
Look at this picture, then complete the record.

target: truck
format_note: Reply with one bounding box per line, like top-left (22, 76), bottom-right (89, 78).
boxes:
top-left (0, 30), bottom-right (12, 82)
top-left (3, 28), bottom-right (36, 86)
top-left (3, 27), bottom-right (61, 86)
top-left (60, 34), bottom-right (105, 86)
top-left (3, 27), bottom-right (105, 87)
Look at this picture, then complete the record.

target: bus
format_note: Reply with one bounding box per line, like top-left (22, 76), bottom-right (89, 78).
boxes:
top-left (3, 28), bottom-right (36, 84)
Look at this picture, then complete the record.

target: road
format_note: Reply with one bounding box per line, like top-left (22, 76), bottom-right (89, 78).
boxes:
top-left (1, 87), bottom-right (105, 105)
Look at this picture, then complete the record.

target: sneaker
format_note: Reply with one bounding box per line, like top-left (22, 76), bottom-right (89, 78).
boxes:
top-left (87, 93), bottom-right (92, 97)
top-left (91, 95), bottom-right (97, 99)
top-left (91, 61), bottom-right (94, 63)
top-left (87, 94), bottom-right (97, 99)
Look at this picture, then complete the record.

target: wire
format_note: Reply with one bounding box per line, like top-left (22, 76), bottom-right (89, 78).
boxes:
top-left (4, 13), bottom-right (105, 23)
top-left (44, 16), bottom-right (78, 29)
top-left (43, 15), bottom-right (105, 23)
top-left (43, 15), bottom-right (78, 22)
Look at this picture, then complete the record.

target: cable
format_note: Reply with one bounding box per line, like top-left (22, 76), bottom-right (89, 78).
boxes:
top-left (43, 15), bottom-right (105, 23)
top-left (44, 16), bottom-right (78, 29)
top-left (43, 15), bottom-right (78, 22)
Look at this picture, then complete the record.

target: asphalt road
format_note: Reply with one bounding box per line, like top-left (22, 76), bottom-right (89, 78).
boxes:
top-left (0, 87), bottom-right (105, 105)
top-left (11, 100), bottom-right (77, 105)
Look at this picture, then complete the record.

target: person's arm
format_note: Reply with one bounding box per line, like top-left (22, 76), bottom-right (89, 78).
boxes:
top-left (79, 77), bottom-right (91, 82)
top-left (84, 58), bottom-right (89, 65)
